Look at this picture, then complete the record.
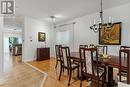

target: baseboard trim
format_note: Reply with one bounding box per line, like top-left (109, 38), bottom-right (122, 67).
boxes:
top-left (23, 58), bottom-right (36, 62)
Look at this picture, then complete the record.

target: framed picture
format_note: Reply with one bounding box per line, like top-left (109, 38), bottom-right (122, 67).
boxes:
top-left (38, 32), bottom-right (46, 42)
top-left (99, 22), bottom-right (122, 45)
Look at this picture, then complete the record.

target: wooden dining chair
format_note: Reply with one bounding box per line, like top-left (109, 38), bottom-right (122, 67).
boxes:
top-left (119, 49), bottom-right (130, 84)
top-left (96, 45), bottom-right (108, 55)
top-left (120, 46), bottom-right (130, 60)
top-left (58, 46), bottom-right (80, 86)
top-left (120, 46), bottom-right (130, 50)
top-left (55, 45), bottom-right (62, 69)
top-left (79, 48), bottom-right (106, 87)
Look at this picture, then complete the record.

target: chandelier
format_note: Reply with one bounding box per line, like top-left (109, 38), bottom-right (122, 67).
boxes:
top-left (90, 0), bottom-right (114, 32)
top-left (50, 16), bottom-right (56, 22)
top-left (50, 16), bottom-right (57, 28)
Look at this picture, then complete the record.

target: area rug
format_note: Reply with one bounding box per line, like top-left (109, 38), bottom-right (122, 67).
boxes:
top-left (1, 63), bottom-right (47, 87)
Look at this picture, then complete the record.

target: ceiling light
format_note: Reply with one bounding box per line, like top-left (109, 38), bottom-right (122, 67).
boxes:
top-left (50, 16), bottom-right (56, 22)
top-left (90, 0), bottom-right (114, 32)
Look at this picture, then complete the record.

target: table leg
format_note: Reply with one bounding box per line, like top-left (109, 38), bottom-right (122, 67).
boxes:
top-left (108, 66), bottom-right (115, 86)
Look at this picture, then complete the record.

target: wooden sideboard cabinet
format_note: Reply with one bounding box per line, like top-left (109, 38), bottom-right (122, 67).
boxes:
top-left (37, 48), bottom-right (50, 61)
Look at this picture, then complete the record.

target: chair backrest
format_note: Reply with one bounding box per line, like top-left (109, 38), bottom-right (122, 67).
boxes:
top-left (79, 48), bottom-right (99, 77)
top-left (79, 45), bottom-right (88, 48)
top-left (55, 45), bottom-right (62, 59)
top-left (60, 46), bottom-right (71, 67)
top-left (79, 47), bottom-right (84, 60)
top-left (119, 49), bottom-right (130, 84)
top-left (120, 46), bottom-right (130, 50)
top-left (120, 46), bottom-right (130, 59)
top-left (79, 45), bottom-right (88, 59)
top-left (96, 45), bottom-right (107, 55)
top-left (89, 44), bottom-right (95, 48)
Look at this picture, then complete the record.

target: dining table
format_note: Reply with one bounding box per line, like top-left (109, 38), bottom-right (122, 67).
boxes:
top-left (70, 52), bottom-right (129, 86)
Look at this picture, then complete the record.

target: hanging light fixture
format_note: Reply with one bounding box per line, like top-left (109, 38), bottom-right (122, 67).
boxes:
top-left (50, 16), bottom-right (56, 22)
top-left (50, 16), bottom-right (57, 28)
top-left (90, 0), bottom-right (114, 32)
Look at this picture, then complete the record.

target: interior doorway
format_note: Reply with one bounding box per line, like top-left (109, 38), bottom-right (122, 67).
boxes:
top-left (3, 32), bottom-right (23, 72)
top-left (3, 16), bottom-right (24, 73)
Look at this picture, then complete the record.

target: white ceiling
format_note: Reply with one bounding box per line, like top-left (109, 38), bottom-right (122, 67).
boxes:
top-left (4, 16), bottom-right (24, 32)
top-left (15, 0), bottom-right (130, 23)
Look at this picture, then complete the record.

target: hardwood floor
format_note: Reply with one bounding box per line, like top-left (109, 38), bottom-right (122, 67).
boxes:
top-left (1, 63), bottom-right (46, 87)
top-left (3, 53), bottom-right (22, 73)
top-left (29, 58), bottom-right (96, 87)
top-left (2, 54), bottom-right (118, 87)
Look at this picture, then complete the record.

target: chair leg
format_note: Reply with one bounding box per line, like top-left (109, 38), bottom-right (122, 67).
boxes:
top-left (80, 77), bottom-right (82, 87)
top-left (80, 63), bottom-right (83, 87)
top-left (80, 69), bottom-right (83, 87)
top-left (55, 60), bottom-right (58, 69)
top-left (59, 65), bottom-right (63, 80)
top-left (68, 70), bottom-right (72, 86)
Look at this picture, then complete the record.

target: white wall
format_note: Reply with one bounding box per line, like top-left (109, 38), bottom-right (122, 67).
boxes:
top-left (56, 3), bottom-right (130, 55)
top-left (23, 17), bottom-right (53, 62)
top-left (0, 16), bottom-right (4, 83)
